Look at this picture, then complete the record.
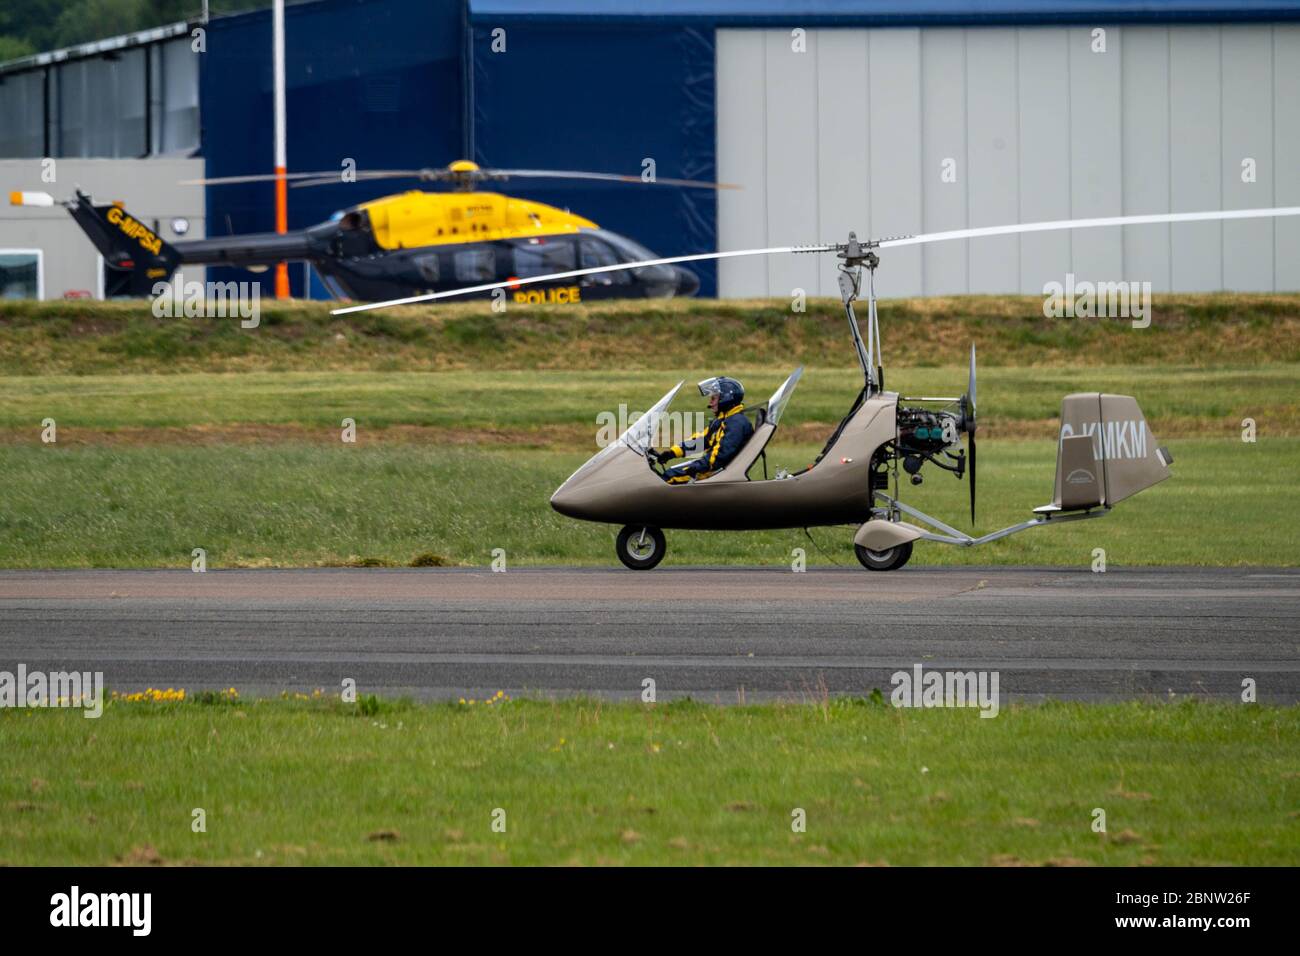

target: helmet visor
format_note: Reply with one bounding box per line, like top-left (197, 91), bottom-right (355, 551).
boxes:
top-left (697, 377), bottom-right (724, 399)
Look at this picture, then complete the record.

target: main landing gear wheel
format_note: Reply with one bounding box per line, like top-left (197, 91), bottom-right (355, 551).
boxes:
top-left (616, 525), bottom-right (666, 570)
top-left (854, 540), bottom-right (913, 572)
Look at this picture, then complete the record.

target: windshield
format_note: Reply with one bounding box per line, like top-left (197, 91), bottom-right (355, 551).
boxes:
top-left (589, 229), bottom-right (676, 286)
top-left (766, 367), bottom-right (804, 426)
top-left (559, 382), bottom-right (685, 487)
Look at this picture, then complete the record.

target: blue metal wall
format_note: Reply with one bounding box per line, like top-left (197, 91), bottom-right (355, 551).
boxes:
top-left (468, 20), bottom-right (718, 295)
top-left (200, 0), bottom-right (464, 297)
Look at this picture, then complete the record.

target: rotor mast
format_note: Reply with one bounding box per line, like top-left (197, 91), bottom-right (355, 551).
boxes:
top-left (835, 232), bottom-right (884, 394)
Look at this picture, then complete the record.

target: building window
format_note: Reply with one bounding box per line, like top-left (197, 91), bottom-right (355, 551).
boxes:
top-left (0, 250), bottom-right (44, 300)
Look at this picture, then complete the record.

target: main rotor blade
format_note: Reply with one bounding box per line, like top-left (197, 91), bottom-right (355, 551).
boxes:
top-left (288, 171), bottom-right (440, 189)
top-left (330, 244), bottom-right (835, 315)
top-left (878, 206), bottom-right (1300, 249)
top-left (180, 170), bottom-right (427, 186)
top-left (484, 168), bottom-right (739, 190)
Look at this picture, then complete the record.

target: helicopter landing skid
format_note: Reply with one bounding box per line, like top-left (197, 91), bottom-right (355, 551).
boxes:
top-left (868, 492), bottom-right (1108, 548)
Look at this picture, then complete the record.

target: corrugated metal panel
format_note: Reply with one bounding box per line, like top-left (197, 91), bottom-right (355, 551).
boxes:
top-left (1120, 27), bottom-right (1171, 292)
top-left (1017, 27), bottom-right (1071, 294)
top-left (718, 23), bottom-right (1300, 296)
top-left (1276, 25), bottom-right (1300, 285)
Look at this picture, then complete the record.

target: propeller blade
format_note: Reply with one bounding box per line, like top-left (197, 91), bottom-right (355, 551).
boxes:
top-left (330, 243), bottom-right (836, 315)
top-left (482, 168), bottom-right (740, 190)
top-left (969, 433), bottom-right (977, 526)
top-left (878, 206), bottom-right (1300, 249)
top-left (968, 343), bottom-right (977, 414)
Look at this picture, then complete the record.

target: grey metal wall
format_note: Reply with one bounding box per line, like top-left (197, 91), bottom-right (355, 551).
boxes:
top-left (0, 37), bottom-right (200, 160)
top-left (0, 158), bottom-right (205, 299)
top-left (717, 24), bottom-right (1300, 299)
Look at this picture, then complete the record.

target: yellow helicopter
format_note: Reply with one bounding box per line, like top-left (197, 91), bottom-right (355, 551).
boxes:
top-left (12, 160), bottom-right (730, 301)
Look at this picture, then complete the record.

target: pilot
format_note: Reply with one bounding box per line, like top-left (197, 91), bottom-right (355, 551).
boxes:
top-left (650, 376), bottom-right (754, 483)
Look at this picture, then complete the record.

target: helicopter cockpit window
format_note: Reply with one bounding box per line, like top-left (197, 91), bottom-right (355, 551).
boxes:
top-left (579, 239), bottom-right (631, 284)
top-left (593, 229), bottom-right (676, 292)
top-left (512, 240), bottom-right (576, 278)
top-left (454, 248), bottom-right (495, 283)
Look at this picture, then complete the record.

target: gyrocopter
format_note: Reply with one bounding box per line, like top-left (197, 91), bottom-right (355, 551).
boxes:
top-left (334, 204), bottom-right (1300, 571)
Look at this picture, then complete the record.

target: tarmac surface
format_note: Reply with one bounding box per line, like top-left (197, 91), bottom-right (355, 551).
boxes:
top-left (0, 566), bottom-right (1295, 702)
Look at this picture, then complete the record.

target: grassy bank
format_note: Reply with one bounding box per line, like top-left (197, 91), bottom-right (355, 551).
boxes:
top-left (3, 293), bottom-right (1299, 373)
top-left (1, 365), bottom-right (1295, 441)
top-left (1, 438), bottom-right (1293, 567)
top-left (1, 697), bottom-right (1293, 866)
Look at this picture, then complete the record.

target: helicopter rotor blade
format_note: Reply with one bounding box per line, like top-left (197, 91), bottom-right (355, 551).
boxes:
top-left (287, 171), bottom-right (442, 189)
top-left (330, 243), bottom-right (836, 315)
top-left (878, 206), bottom-right (1300, 249)
top-left (481, 168), bottom-right (739, 190)
top-left (190, 166), bottom-right (740, 190)
top-left (181, 170), bottom-right (431, 187)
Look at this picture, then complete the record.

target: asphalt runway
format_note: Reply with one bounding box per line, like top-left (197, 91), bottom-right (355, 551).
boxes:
top-left (0, 567), bottom-right (1296, 703)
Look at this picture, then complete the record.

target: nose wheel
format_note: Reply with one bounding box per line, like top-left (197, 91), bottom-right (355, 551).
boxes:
top-left (854, 540), bottom-right (913, 571)
top-left (616, 525), bottom-right (666, 570)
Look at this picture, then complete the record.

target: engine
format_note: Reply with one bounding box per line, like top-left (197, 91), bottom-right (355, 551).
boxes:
top-left (897, 408), bottom-right (959, 454)
top-left (891, 407), bottom-right (967, 485)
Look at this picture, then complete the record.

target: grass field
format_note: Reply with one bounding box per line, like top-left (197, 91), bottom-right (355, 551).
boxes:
top-left (1, 438), bottom-right (1295, 567)
top-left (2, 698), bottom-right (1294, 866)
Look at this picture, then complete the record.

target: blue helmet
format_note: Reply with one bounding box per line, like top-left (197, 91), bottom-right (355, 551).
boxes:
top-left (698, 375), bottom-right (745, 412)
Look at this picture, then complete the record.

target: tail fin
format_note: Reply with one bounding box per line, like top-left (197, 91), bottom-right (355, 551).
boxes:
top-left (62, 189), bottom-right (180, 294)
top-left (1039, 393), bottom-right (1172, 513)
